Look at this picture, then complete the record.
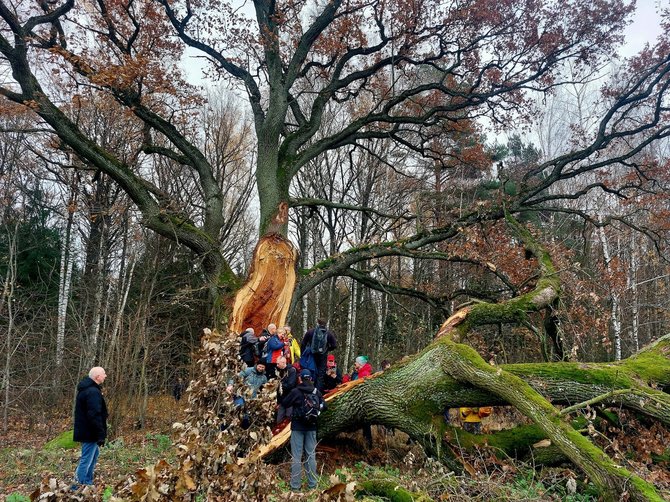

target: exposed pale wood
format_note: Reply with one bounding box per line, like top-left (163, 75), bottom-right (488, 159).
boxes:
top-left (229, 233), bottom-right (298, 334)
top-left (435, 308), bottom-right (471, 339)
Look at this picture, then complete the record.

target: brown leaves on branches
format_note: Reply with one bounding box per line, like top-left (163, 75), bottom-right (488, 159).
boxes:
top-left (115, 328), bottom-right (279, 500)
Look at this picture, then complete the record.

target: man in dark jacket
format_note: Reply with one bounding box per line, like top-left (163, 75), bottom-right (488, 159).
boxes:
top-left (73, 366), bottom-right (108, 488)
top-left (282, 369), bottom-right (326, 492)
top-left (300, 319), bottom-right (336, 393)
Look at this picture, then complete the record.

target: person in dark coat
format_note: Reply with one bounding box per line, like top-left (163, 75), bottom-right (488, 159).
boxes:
top-left (323, 354), bottom-right (342, 392)
top-left (276, 356), bottom-right (298, 423)
top-left (282, 369), bottom-right (326, 492)
top-left (238, 327), bottom-right (259, 368)
top-left (300, 319), bottom-right (336, 392)
top-left (73, 366), bottom-right (108, 488)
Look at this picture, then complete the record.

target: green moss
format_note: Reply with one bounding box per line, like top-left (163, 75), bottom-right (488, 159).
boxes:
top-left (505, 361), bottom-right (634, 388)
top-left (626, 476), bottom-right (666, 502)
top-left (462, 300), bottom-right (530, 329)
top-left (571, 416), bottom-right (588, 429)
top-left (216, 264), bottom-right (242, 292)
top-left (448, 423), bottom-right (548, 456)
top-left (622, 348), bottom-right (670, 385)
top-left (357, 479), bottom-right (432, 502)
top-left (164, 215), bottom-right (217, 243)
top-left (597, 409), bottom-right (620, 428)
top-left (43, 430), bottom-right (78, 450)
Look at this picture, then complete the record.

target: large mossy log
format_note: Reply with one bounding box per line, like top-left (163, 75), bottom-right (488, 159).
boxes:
top-left (315, 214), bottom-right (670, 501)
top-left (316, 335), bottom-right (670, 501)
top-left (318, 334), bottom-right (670, 437)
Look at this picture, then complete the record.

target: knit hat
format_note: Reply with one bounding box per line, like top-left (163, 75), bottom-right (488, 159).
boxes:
top-left (327, 354), bottom-right (336, 367)
top-left (300, 369), bottom-right (313, 380)
top-left (355, 356), bottom-right (368, 365)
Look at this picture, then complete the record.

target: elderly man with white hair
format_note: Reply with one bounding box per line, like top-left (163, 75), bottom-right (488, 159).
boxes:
top-left (72, 366), bottom-right (108, 489)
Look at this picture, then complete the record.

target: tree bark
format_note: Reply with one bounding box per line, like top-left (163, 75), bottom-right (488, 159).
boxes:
top-left (230, 211), bottom-right (669, 500)
top-left (311, 334), bottom-right (670, 500)
top-left (313, 214), bottom-right (667, 501)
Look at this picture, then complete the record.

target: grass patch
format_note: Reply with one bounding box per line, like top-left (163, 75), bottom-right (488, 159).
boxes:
top-left (0, 438), bottom-right (177, 497)
top-left (43, 429), bottom-right (78, 450)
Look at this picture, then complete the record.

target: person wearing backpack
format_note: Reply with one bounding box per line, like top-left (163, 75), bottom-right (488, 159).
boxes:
top-left (238, 328), bottom-right (259, 368)
top-left (257, 323), bottom-right (275, 366)
top-left (300, 319), bottom-right (336, 392)
top-left (282, 369), bottom-right (326, 492)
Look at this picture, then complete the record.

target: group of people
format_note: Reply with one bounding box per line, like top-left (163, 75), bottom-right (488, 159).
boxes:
top-left (237, 319), bottom-right (341, 398)
top-left (236, 319), bottom-right (336, 492)
top-left (70, 329), bottom-right (490, 493)
top-left (236, 319), bottom-right (387, 492)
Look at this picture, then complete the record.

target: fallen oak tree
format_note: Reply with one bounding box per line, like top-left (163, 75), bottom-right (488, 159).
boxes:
top-left (242, 213), bottom-right (670, 501)
top-left (253, 333), bottom-right (670, 474)
top-left (315, 213), bottom-right (668, 501)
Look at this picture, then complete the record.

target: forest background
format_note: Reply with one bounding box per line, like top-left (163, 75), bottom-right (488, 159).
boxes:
top-left (1, 0), bottom-right (670, 499)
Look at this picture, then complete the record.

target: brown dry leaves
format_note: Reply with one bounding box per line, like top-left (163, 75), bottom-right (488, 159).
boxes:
top-left (112, 327), bottom-right (280, 500)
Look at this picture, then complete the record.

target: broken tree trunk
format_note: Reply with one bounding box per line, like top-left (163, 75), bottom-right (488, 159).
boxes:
top-left (319, 214), bottom-right (666, 501)
top-left (229, 232), bottom-right (297, 334)
top-left (252, 335), bottom-right (670, 477)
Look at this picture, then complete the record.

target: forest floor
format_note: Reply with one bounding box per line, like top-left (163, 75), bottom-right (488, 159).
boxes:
top-left (1, 396), bottom-right (669, 501)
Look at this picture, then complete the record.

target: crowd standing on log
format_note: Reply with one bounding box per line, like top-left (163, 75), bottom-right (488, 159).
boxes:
top-left (234, 320), bottom-right (493, 479)
top-left (72, 367), bottom-right (108, 491)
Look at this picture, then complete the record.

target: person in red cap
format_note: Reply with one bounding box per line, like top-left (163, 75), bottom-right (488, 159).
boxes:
top-left (323, 354), bottom-right (342, 392)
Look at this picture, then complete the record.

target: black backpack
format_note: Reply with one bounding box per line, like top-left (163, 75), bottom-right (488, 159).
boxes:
top-left (294, 388), bottom-right (322, 424)
top-left (239, 332), bottom-right (257, 359)
top-left (310, 325), bottom-right (328, 355)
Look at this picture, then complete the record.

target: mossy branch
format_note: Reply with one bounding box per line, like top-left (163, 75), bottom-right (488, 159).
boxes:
top-left (429, 213), bottom-right (662, 501)
top-left (560, 389), bottom-right (644, 416)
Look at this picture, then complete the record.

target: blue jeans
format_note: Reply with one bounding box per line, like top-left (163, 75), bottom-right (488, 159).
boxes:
top-left (75, 442), bottom-right (100, 485)
top-left (290, 429), bottom-right (317, 490)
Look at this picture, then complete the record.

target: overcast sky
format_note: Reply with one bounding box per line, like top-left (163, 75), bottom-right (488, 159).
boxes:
top-left (620, 0), bottom-right (665, 57)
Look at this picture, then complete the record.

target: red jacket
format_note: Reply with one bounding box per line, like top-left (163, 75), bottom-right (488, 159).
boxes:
top-left (358, 362), bottom-right (373, 379)
top-left (352, 362), bottom-right (373, 380)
